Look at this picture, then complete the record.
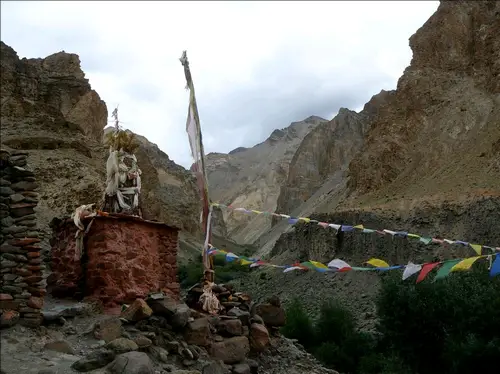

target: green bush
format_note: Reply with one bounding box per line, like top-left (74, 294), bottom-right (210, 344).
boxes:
top-left (376, 265), bottom-right (500, 374)
top-left (282, 299), bottom-right (373, 373)
top-left (280, 264), bottom-right (499, 374)
top-left (281, 298), bottom-right (315, 349)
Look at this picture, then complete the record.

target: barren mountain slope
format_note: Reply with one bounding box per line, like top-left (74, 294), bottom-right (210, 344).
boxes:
top-left (0, 42), bottom-right (201, 261)
top-left (205, 116), bottom-right (326, 244)
top-left (275, 90), bottom-right (394, 219)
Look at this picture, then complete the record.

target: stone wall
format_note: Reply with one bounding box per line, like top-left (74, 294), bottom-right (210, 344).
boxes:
top-left (50, 215), bottom-right (180, 307)
top-left (0, 149), bottom-right (45, 328)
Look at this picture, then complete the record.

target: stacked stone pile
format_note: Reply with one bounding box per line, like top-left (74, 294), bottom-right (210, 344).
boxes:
top-left (0, 149), bottom-right (45, 328)
top-left (61, 289), bottom-right (333, 374)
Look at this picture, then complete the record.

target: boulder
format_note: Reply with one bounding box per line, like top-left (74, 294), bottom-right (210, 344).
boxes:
top-left (217, 318), bottom-right (243, 336)
top-left (148, 345), bottom-right (169, 363)
top-left (107, 351), bottom-right (154, 374)
top-left (147, 295), bottom-right (190, 329)
top-left (0, 310), bottom-right (19, 328)
top-left (106, 337), bottom-right (139, 354)
top-left (227, 307), bottom-right (250, 326)
top-left (202, 361), bottom-right (230, 374)
top-left (255, 303), bottom-right (286, 327)
top-left (185, 318), bottom-right (211, 346)
top-left (209, 336), bottom-right (250, 364)
top-left (232, 363), bottom-right (251, 374)
top-left (71, 349), bottom-right (116, 372)
top-left (93, 317), bottom-right (122, 343)
top-left (134, 335), bottom-right (153, 349)
top-left (121, 299), bottom-right (152, 322)
top-left (249, 323), bottom-right (270, 352)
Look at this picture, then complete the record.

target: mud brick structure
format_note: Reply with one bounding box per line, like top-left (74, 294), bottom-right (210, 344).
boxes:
top-left (0, 149), bottom-right (45, 328)
top-left (50, 214), bottom-right (180, 307)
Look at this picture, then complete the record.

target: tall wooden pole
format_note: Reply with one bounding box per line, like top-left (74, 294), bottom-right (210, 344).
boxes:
top-left (180, 51), bottom-right (214, 283)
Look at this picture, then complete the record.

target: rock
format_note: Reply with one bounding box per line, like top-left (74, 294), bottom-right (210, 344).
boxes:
top-left (107, 351), bottom-right (154, 374)
top-left (1, 260), bottom-right (17, 268)
top-left (147, 296), bottom-right (190, 329)
top-left (171, 303), bottom-right (191, 329)
top-left (173, 371), bottom-right (202, 374)
top-left (0, 216), bottom-right (14, 227)
top-left (245, 359), bottom-right (259, 374)
top-left (227, 307), bottom-right (250, 326)
top-left (148, 345), bottom-right (169, 363)
top-left (209, 336), bottom-right (250, 364)
top-left (268, 296), bottom-right (281, 307)
top-left (121, 299), bottom-right (153, 322)
top-left (44, 340), bottom-right (75, 354)
top-left (249, 323), bottom-right (270, 352)
top-left (218, 318), bottom-right (243, 336)
top-left (9, 203), bottom-right (36, 217)
top-left (232, 364), bottom-right (250, 374)
top-left (185, 317), bottom-right (211, 346)
top-left (9, 193), bottom-right (25, 203)
top-left (0, 310), bottom-right (20, 328)
top-left (106, 337), bottom-right (139, 354)
top-left (202, 361), bottom-right (230, 374)
top-left (134, 335), bottom-right (153, 349)
top-left (10, 181), bottom-right (38, 191)
top-left (255, 304), bottom-right (286, 327)
top-left (250, 315), bottom-right (264, 325)
top-left (93, 317), bottom-right (123, 343)
top-left (71, 349), bottom-right (116, 372)
top-left (0, 186), bottom-right (14, 196)
top-left (0, 293), bottom-right (13, 300)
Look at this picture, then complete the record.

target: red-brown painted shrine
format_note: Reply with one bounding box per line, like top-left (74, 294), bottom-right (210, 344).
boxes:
top-left (50, 214), bottom-right (180, 307)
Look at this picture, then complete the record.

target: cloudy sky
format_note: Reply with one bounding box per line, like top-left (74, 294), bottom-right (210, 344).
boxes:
top-left (1, 1), bottom-right (438, 168)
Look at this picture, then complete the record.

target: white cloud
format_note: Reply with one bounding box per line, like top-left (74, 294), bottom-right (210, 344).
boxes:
top-left (0, 0), bottom-right (438, 167)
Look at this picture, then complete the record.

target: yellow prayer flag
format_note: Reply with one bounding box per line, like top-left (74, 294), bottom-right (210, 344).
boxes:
top-left (451, 256), bottom-right (481, 272)
top-left (251, 210), bottom-right (262, 214)
top-left (366, 258), bottom-right (390, 268)
top-left (300, 217), bottom-right (311, 223)
top-left (310, 261), bottom-right (328, 269)
top-left (240, 259), bottom-right (253, 266)
top-left (470, 244), bottom-right (482, 255)
top-left (407, 233), bottom-right (420, 239)
top-left (353, 224), bottom-right (364, 230)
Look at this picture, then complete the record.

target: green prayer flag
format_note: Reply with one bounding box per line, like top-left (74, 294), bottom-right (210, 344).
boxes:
top-left (419, 237), bottom-right (433, 245)
top-left (433, 260), bottom-right (461, 281)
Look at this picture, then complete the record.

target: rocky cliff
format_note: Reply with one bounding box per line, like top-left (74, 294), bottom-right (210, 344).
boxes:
top-left (274, 90), bottom-right (394, 220)
top-left (0, 42), bottom-right (201, 261)
top-left (206, 116), bottom-right (326, 245)
top-left (230, 0), bottom-right (500, 326)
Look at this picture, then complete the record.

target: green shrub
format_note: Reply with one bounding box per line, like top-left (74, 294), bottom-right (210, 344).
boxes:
top-left (281, 298), bottom-right (315, 349)
top-left (376, 265), bottom-right (500, 374)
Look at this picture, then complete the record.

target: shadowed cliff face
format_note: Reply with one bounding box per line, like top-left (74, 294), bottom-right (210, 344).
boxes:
top-left (205, 116), bottom-right (326, 245)
top-left (274, 90), bottom-right (394, 220)
top-left (344, 0), bottom-right (500, 207)
top-left (0, 42), bottom-right (201, 260)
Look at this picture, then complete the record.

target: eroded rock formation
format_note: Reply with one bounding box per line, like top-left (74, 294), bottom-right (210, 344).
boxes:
top-left (206, 116), bottom-right (326, 244)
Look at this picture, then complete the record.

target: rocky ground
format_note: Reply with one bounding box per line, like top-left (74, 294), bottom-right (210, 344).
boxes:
top-left (0, 289), bottom-right (336, 374)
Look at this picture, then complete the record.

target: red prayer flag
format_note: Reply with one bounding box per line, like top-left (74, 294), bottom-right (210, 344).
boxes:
top-left (416, 262), bottom-right (440, 283)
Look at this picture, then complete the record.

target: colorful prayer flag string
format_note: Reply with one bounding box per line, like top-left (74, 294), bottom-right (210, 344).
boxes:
top-left (211, 202), bottom-right (500, 255)
top-left (207, 245), bottom-right (500, 282)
